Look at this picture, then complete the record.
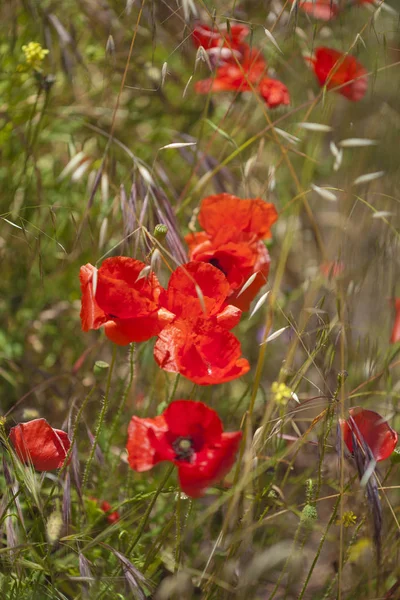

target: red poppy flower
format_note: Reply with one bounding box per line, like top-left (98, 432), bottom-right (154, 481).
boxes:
top-left (390, 298), bottom-right (400, 344)
top-left (192, 23), bottom-right (250, 51)
top-left (9, 418), bottom-right (71, 471)
top-left (185, 194), bottom-right (278, 310)
top-left (80, 257), bottom-right (174, 346)
top-left (340, 407), bottom-right (398, 462)
top-left (195, 47), bottom-right (268, 92)
top-left (311, 47), bottom-right (368, 101)
top-left (292, 0), bottom-right (340, 20)
top-left (126, 400), bottom-right (242, 498)
top-left (154, 262), bottom-right (249, 384)
top-left (258, 78), bottom-right (290, 108)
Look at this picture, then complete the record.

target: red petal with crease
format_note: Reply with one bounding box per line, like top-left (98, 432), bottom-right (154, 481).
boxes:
top-left (178, 431), bottom-right (242, 497)
top-left (154, 319), bottom-right (250, 385)
top-left (164, 262), bottom-right (230, 321)
top-left (96, 257), bottom-right (162, 319)
top-left (9, 419), bottom-right (71, 471)
top-left (198, 194), bottom-right (278, 242)
top-left (340, 407), bottom-right (398, 462)
top-left (80, 264), bottom-right (108, 331)
top-left (104, 308), bottom-right (175, 346)
top-left (126, 415), bottom-right (169, 471)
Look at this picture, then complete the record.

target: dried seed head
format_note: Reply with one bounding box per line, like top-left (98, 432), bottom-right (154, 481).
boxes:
top-left (46, 511), bottom-right (63, 544)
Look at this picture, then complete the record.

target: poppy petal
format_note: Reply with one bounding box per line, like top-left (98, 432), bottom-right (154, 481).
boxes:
top-left (177, 431), bottom-right (242, 497)
top-left (313, 47), bottom-right (368, 102)
top-left (9, 419), bottom-right (71, 471)
top-left (390, 299), bottom-right (400, 344)
top-left (96, 257), bottom-right (162, 319)
top-left (165, 262), bottom-right (230, 320)
top-left (104, 308), bottom-right (175, 346)
top-left (164, 400), bottom-right (223, 445)
top-left (216, 304), bottom-right (242, 329)
top-left (79, 264), bottom-right (108, 331)
top-left (126, 415), bottom-right (170, 471)
top-left (198, 194), bottom-right (278, 242)
top-left (229, 242), bottom-right (271, 311)
top-left (340, 407), bottom-right (398, 462)
top-left (154, 319), bottom-right (250, 385)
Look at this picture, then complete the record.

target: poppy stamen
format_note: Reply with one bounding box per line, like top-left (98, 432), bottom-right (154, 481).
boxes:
top-left (209, 258), bottom-right (228, 277)
top-left (173, 436), bottom-right (194, 462)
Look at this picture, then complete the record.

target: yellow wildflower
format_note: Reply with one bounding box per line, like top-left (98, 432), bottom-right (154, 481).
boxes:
top-left (271, 381), bottom-right (292, 405)
top-left (337, 511), bottom-right (357, 528)
top-left (22, 42), bottom-right (49, 70)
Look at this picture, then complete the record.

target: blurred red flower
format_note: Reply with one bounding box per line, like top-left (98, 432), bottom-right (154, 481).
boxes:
top-left (193, 26), bottom-right (290, 109)
top-left (100, 501), bottom-right (120, 524)
top-left (185, 194), bottom-right (278, 311)
top-left (126, 400), bottom-right (242, 498)
top-left (154, 261), bottom-right (249, 384)
top-left (195, 48), bottom-right (268, 92)
top-left (192, 23), bottom-right (249, 58)
top-left (390, 298), bottom-right (400, 344)
top-left (292, 0), bottom-right (340, 20)
top-left (9, 418), bottom-right (71, 471)
top-left (311, 47), bottom-right (368, 101)
top-left (80, 257), bottom-right (173, 345)
top-left (89, 497), bottom-right (120, 524)
top-left (259, 77), bottom-right (291, 108)
top-left (340, 407), bottom-right (398, 462)
top-left (320, 260), bottom-right (344, 278)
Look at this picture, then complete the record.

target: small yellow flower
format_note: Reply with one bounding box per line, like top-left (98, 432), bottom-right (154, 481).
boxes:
top-left (337, 511), bottom-right (357, 528)
top-left (22, 42), bottom-right (49, 70)
top-left (271, 381), bottom-right (292, 405)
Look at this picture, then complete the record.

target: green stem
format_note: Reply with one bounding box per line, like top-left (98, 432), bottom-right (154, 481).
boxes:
top-left (127, 463), bottom-right (174, 557)
top-left (104, 343), bottom-right (135, 455)
top-left (81, 345), bottom-right (117, 497)
top-left (297, 495), bottom-right (341, 600)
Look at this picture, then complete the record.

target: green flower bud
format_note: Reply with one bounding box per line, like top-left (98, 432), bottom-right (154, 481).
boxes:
top-left (153, 224), bottom-right (168, 243)
top-left (301, 504), bottom-right (318, 527)
top-left (93, 360), bottom-right (110, 376)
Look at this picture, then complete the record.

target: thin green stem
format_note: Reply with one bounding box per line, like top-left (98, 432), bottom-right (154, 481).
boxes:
top-left (104, 343), bottom-right (135, 455)
top-left (81, 345), bottom-right (117, 497)
top-left (127, 463), bottom-right (174, 557)
top-left (297, 495), bottom-right (341, 600)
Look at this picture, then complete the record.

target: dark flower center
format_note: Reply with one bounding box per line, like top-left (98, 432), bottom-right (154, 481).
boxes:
top-left (173, 436), bottom-right (195, 462)
top-left (208, 258), bottom-right (227, 277)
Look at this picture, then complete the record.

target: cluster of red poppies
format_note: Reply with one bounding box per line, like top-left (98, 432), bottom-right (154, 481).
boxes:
top-left (193, 21), bottom-right (368, 104)
top-left (193, 23), bottom-right (291, 108)
top-left (80, 193), bottom-right (278, 385)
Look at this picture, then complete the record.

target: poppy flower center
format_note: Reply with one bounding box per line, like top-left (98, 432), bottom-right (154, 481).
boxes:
top-left (208, 258), bottom-right (228, 277)
top-left (173, 436), bottom-right (195, 462)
